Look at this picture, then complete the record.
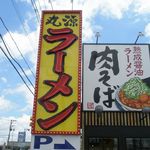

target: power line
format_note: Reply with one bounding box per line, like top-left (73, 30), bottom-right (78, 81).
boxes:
top-left (10, 0), bottom-right (36, 51)
top-left (0, 46), bottom-right (34, 95)
top-left (0, 17), bottom-right (35, 79)
top-left (49, 0), bottom-right (53, 10)
top-left (0, 34), bottom-right (34, 95)
top-left (37, 0), bottom-right (42, 12)
top-left (30, 0), bottom-right (40, 22)
top-left (0, 35), bottom-right (35, 89)
top-left (43, 0), bottom-right (47, 9)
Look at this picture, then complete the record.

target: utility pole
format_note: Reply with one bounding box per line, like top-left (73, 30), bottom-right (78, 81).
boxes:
top-left (11, 128), bottom-right (15, 150)
top-left (7, 120), bottom-right (16, 148)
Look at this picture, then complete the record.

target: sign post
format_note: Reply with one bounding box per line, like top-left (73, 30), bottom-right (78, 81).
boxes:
top-left (31, 10), bottom-right (82, 149)
top-left (31, 135), bottom-right (80, 150)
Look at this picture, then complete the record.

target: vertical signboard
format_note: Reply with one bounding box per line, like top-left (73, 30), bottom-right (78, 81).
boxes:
top-left (83, 44), bottom-right (150, 111)
top-left (32, 11), bottom-right (82, 134)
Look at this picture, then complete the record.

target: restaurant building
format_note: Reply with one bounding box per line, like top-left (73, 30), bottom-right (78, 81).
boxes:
top-left (30, 10), bottom-right (150, 149)
top-left (82, 44), bottom-right (150, 150)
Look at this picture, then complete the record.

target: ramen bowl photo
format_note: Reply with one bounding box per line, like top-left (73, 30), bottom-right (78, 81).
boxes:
top-left (116, 77), bottom-right (150, 111)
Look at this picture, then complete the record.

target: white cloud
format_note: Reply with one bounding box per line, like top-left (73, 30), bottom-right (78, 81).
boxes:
top-left (9, 0), bottom-right (150, 47)
top-left (0, 29), bottom-right (38, 77)
top-left (0, 96), bottom-right (13, 111)
top-left (82, 20), bottom-right (95, 42)
top-left (0, 33), bottom-right (25, 58)
top-left (28, 26), bottom-right (39, 68)
top-left (134, 0), bottom-right (150, 15)
top-left (3, 83), bottom-right (34, 113)
top-left (144, 23), bottom-right (150, 37)
top-left (0, 0), bottom-right (135, 58)
top-left (20, 68), bottom-right (33, 77)
top-left (17, 0), bottom-right (31, 4)
top-left (97, 0), bottom-right (133, 19)
top-left (38, 0), bottom-right (133, 20)
top-left (16, 84), bottom-right (34, 112)
top-left (1, 30), bottom-right (37, 58)
top-left (44, 0), bottom-right (73, 10)
top-left (0, 77), bottom-right (7, 83)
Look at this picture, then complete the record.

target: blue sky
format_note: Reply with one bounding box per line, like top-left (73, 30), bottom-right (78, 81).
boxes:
top-left (0, 0), bottom-right (150, 144)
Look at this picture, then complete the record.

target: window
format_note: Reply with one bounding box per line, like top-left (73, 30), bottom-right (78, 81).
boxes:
top-left (126, 138), bottom-right (150, 150)
top-left (88, 137), bottom-right (118, 150)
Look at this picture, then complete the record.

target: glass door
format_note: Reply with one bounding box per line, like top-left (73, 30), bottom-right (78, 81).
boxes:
top-left (126, 138), bottom-right (150, 150)
top-left (88, 137), bottom-right (118, 150)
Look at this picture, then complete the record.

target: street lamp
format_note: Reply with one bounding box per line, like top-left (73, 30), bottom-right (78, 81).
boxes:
top-left (134, 32), bottom-right (144, 44)
top-left (95, 32), bottom-right (100, 44)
